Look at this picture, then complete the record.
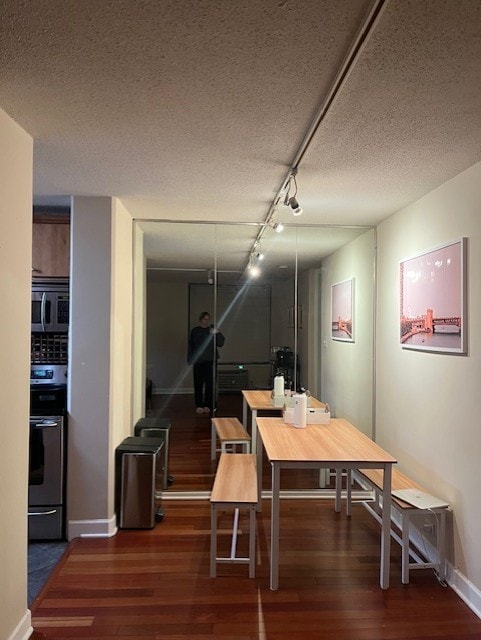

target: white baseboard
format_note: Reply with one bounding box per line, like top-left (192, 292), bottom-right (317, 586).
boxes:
top-left (67, 514), bottom-right (117, 540)
top-left (447, 564), bottom-right (481, 619)
top-left (8, 610), bottom-right (31, 640)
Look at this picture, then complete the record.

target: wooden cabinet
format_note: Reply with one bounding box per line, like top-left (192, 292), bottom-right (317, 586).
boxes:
top-left (32, 212), bottom-right (70, 278)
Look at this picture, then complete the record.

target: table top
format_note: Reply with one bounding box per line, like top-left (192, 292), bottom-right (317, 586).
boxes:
top-left (256, 417), bottom-right (397, 465)
top-left (242, 389), bottom-right (325, 410)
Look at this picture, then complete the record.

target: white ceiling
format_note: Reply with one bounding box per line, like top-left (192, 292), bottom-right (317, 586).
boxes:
top-left (2, 0), bottom-right (481, 277)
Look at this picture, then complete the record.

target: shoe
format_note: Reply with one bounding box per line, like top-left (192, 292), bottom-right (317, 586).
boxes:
top-left (203, 407), bottom-right (211, 413)
top-left (196, 407), bottom-right (204, 414)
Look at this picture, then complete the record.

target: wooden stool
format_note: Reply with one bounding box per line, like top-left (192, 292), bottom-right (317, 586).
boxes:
top-left (211, 417), bottom-right (251, 460)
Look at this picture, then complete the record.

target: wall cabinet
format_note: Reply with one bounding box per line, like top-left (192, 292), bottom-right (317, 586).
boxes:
top-left (32, 212), bottom-right (70, 278)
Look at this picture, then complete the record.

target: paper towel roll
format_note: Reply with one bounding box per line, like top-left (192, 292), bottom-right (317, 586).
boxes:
top-left (274, 374), bottom-right (284, 397)
top-left (293, 392), bottom-right (307, 428)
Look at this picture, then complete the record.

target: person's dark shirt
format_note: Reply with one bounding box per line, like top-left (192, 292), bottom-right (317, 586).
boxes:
top-left (188, 326), bottom-right (225, 364)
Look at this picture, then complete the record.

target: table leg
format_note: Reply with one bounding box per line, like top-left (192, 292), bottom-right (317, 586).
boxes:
top-left (380, 463), bottom-right (392, 589)
top-left (335, 468), bottom-right (342, 512)
top-left (256, 430), bottom-right (263, 512)
top-left (250, 409), bottom-right (258, 454)
top-left (346, 469), bottom-right (352, 517)
top-left (242, 397), bottom-right (247, 430)
top-left (270, 462), bottom-right (280, 590)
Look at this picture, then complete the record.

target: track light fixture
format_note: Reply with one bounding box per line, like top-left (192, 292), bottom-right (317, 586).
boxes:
top-left (268, 206), bottom-right (284, 233)
top-left (287, 195), bottom-right (303, 216)
top-left (283, 167), bottom-right (303, 216)
top-left (247, 255), bottom-right (260, 278)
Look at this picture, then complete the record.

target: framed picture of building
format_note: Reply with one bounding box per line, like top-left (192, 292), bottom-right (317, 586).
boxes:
top-left (399, 238), bottom-right (467, 354)
top-left (331, 278), bottom-right (354, 342)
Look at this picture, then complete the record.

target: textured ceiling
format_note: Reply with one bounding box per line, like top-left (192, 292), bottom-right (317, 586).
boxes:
top-left (1, 0), bottom-right (481, 274)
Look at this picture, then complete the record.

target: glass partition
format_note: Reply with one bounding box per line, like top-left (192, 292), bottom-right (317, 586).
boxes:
top-left (136, 220), bottom-right (374, 492)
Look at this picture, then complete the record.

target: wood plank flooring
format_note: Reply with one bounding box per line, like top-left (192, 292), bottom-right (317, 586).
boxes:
top-left (30, 393), bottom-right (481, 639)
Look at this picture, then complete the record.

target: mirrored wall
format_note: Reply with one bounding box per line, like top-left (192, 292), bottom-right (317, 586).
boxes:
top-left (135, 220), bottom-right (375, 492)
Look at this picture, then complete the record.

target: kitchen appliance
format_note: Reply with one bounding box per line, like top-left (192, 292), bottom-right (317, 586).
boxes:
top-left (31, 279), bottom-right (69, 333)
top-left (29, 364), bottom-right (67, 540)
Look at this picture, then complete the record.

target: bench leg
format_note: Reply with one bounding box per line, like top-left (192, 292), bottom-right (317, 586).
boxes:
top-left (438, 509), bottom-right (447, 581)
top-left (210, 504), bottom-right (218, 577)
top-left (211, 422), bottom-right (216, 460)
top-left (249, 504), bottom-right (256, 578)
top-left (401, 511), bottom-right (410, 584)
top-left (230, 508), bottom-right (240, 559)
top-left (346, 469), bottom-right (352, 517)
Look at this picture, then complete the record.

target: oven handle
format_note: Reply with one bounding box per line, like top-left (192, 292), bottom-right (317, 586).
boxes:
top-left (31, 420), bottom-right (59, 428)
top-left (40, 291), bottom-right (47, 332)
top-left (28, 509), bottom-right (58, 516)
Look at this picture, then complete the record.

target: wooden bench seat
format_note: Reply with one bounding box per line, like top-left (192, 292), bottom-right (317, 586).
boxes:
top-left (210, 453), bottom-right (258, 578)
top-left (211, 417), bottom-right (251, 460)
top-left (352, 467), bottom-right (448, 584)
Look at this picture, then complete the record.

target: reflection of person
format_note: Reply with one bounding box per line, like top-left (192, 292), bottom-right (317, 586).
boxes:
top-left (188, 312), bottom-right (225, 414)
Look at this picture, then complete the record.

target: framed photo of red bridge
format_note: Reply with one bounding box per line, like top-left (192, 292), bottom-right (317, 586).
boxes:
top-left (399, 238), bottom-right (467, 354)
top-left (331, 278), bottom-right (354, 343)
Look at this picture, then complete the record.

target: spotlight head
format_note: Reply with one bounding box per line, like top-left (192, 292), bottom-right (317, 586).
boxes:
top-left (248, 265), bottom-right (260, 278)
top-left (273, 221), bottom-right (284, 233)
top-left (288, 196), bottom-right (303, 216)
top-left (257, 251), bottom-right (265, 261)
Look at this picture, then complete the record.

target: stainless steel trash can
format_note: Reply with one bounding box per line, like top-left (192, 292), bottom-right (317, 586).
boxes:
top-left (115, 438), bottom-right (164, 529)
top-left (134, 417), bottom-right (173, 490)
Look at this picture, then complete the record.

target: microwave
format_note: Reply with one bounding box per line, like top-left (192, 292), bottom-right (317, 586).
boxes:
top-left (32, 281), bottom-right (69, 332)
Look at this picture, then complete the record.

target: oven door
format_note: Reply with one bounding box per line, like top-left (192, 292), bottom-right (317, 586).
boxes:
top-left (28, 416), bottom-right (64, 506)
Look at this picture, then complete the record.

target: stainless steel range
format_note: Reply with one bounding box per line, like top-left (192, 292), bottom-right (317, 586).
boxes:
top-left (29, 364), bottom-right (67, 540)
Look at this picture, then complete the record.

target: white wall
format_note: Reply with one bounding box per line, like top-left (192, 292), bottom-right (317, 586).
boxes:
top-left (109, 199), bottom-right (134, 508)
top-left (68, 196), bottom-right (133, 538)
top-left (376, 161), bottom-right (481, 612)
top-left (0, 109), bottom-right (34, 640)
top-left (320, 229), bottom-right (375, 436)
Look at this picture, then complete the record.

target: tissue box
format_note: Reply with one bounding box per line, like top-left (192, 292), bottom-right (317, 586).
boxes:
top-left (274, 394), bottom-right (312, 408)
top-left (307, 408), bottom-right (330, 424)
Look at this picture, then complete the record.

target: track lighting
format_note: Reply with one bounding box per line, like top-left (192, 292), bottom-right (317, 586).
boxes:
top-left (273, 221), bottom-right (284, 233)
top-left (283, 168), bottom-right (303, 216)
top-left (287, 196), bottom-right (303, 216)
top-left (256, 251), bottom-right (265, 261)
top-left (207, 269), bottom-right (214, 285)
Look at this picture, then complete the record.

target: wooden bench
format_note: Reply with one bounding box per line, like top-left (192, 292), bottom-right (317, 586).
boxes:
top-left (210, 453), bottom-right (258, 578)
top-left (211, 417), bottom-right (251, 460)
top-left (351, 467), bottom-right (448, 584)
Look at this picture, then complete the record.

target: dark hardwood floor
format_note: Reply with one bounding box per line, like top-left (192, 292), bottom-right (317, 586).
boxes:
top-left (30, 393), bottom-right (481, 639)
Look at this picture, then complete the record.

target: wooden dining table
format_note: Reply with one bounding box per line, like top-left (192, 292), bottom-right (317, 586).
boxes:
top-left (256, 416), bottom-right (397, 591)
top-left (242, 389), bottom-right (325, 454)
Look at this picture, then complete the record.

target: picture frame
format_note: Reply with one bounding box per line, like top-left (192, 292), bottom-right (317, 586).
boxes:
top-left (331, 278), bottom-right (354, 342)
top-left (399, 237), bottom-right (467, 354)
